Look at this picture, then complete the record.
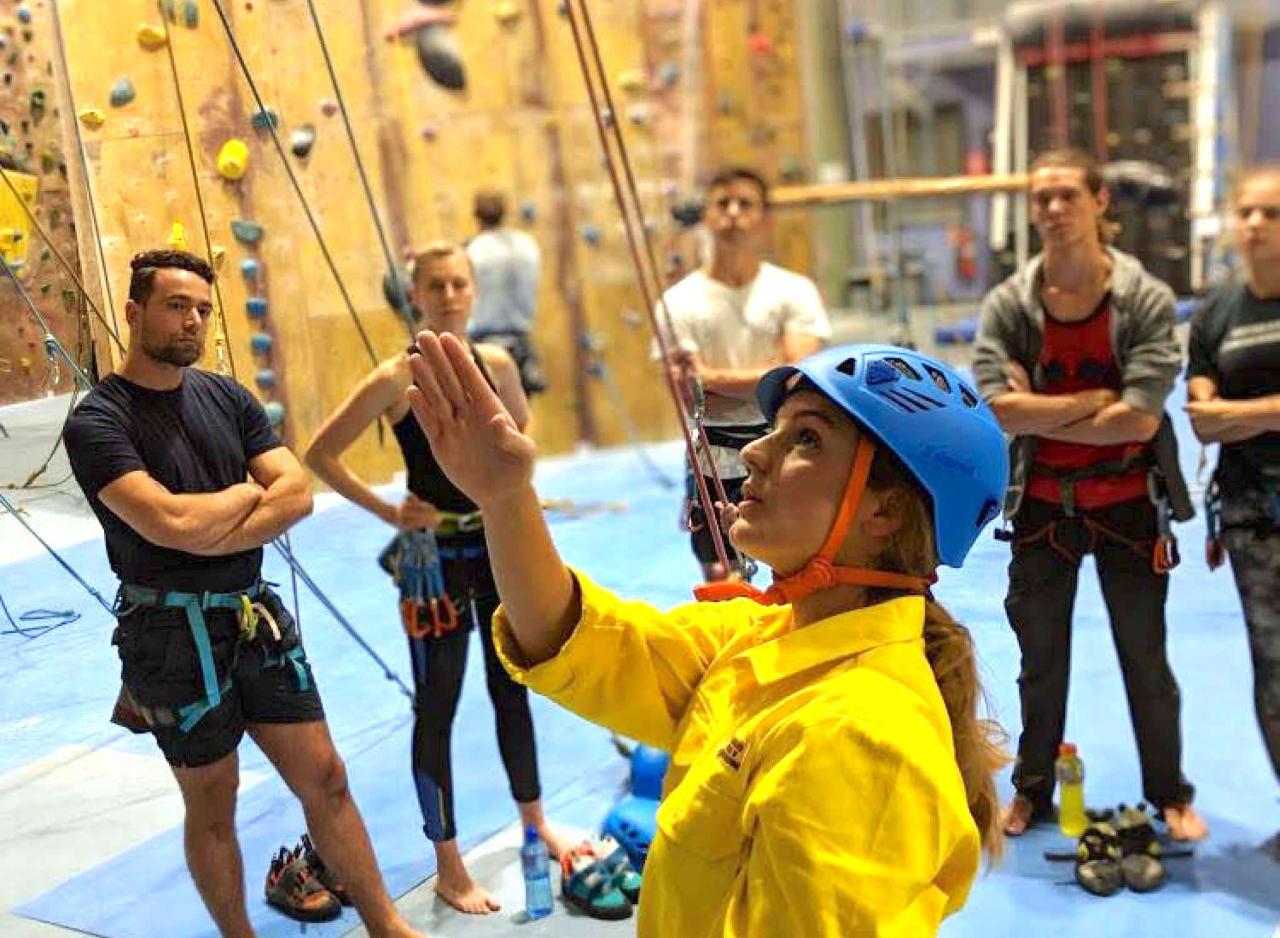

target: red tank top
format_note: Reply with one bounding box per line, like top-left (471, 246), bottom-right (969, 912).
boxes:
top-left (1026, 298), bottom-right (1150, 509)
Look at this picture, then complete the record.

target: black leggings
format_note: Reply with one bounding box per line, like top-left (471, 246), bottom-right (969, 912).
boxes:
top-left (408, 542), bottom-right (541, 842)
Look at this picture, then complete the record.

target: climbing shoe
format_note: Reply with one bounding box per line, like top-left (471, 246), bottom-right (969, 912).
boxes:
top-left (561, 843), bottom-right (633, 921)
top-left (265, 845), bottom-right (342, 923)
top-left (592, 835), bottom-right (642, 904)
top-left (298, 833), bottom-right (352, 906)
top-left (1074, 820), bottom-right (1124, 897)
top-left (1115, 803), bottom-right (1165, 892)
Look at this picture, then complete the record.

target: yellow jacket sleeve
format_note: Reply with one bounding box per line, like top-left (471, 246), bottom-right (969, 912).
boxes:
top-left (730, 701), bottom-right (979, 936)
top-left (492, 569), bottom-right (756, 751)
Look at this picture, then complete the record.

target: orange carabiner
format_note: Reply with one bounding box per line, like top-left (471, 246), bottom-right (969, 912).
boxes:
top-left (427, 595), bottom-right (459, 638)
top-left (401, 598), bottom-right (428, 639)
top-left (1152, 534), bottom-right (1180, 574)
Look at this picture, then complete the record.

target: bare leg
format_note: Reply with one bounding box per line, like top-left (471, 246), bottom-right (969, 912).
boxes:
top-left (249, 721), bottom-right (423, 938)
top-left (432, 838), bottom-right (501, 914)
top-left (518, 799), bottom-right (570, 859)
top-left (172, 751), bottom-right (254, 938)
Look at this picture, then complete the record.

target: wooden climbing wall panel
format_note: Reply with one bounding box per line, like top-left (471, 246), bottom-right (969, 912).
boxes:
top-left (55, 0), bottom-right (814, 483)
top-left (0, 0), bottom-right (92, 406)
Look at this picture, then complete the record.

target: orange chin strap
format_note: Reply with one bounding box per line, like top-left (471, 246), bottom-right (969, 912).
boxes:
top-left (693, 437), bottom-right (934, 606)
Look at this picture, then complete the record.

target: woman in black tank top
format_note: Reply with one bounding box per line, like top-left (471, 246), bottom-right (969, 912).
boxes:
top-left (304, 243), bottom-right (565, 914)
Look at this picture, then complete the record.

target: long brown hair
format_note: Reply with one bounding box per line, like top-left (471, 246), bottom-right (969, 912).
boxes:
top-left (864, 447), bottom-right (1010, 861)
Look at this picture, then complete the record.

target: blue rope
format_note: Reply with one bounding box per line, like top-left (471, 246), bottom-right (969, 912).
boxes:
top-left (270, 537), bottom-right (414, 704)
top-left (0, 491), bottom-right (116, 616)
top-left (0, 588), bottom-right (80, 640)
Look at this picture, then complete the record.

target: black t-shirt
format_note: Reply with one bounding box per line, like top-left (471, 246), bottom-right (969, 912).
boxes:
top-left (1187, 283), bottom-right (1280, 489)
top-left (64, 370), bottom-right (281, 592)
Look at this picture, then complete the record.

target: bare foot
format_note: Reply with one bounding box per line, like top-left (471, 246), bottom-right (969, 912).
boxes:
top-left (537, 824), bottom-right (573, 861)
top-left (1163, 803), bottom-right (1209, 842)
top-left (1001, 794), bottom-right (1036, 837)
top-left (435, 870), bottom-right (500, 915)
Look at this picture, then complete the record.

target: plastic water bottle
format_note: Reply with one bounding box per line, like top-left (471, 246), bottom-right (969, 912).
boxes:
top-left (1055, 742), bottom-right (1087, 838)
top-left (521, 825), bottom-right (554, 919)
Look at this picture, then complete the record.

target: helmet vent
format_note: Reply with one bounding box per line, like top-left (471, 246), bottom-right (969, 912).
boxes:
top-left (924, 365), bottom-right (951, 393)
top-left (884, 357), bottom-right (922, 381)
top-left (959, 383), bottom-right (979, 408)
top-left (836, 357), bottom-right (858, 378)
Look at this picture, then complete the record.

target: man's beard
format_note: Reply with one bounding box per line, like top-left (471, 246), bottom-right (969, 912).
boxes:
top-left (141, 333), bottom-right (202, 367)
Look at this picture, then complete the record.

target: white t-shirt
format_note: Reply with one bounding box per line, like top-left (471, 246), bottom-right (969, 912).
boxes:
top-left (467, 229), bottom-right (541, 335)
top-left (658, 262), bottom-right (831, 477)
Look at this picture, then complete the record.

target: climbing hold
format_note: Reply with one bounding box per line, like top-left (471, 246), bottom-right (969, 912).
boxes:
top-left (658, 62), bottom-right (680, 88)
top-left (319, 99), bottom-right (338, 117)
top-left (671, 198), bottom-right (704, 228)
top-left (181, 0), bottom-right (198, 28)
top-left (747, 32), bottom-right (773, 56)
top-left (29, 88), bottom-right (46, 122)
top-left (167, 222), bottom-right (188, 250)
top-left (622, 309), bottom-right (643, 328)
top-left (419, 124), bottom-right (438, 142)
top-left (250, 332), bottom-right (272, 355)
top-left (386, 5), bottom-right (455, 40)
top-left (40, 151), bottom-right (55, 174)
top-left (250, 107), bottom-right (279, 131)
top-left (626, 104), bottom-right (651, 127)
top-left (254, 368), bottom-right (276, 389)
top-left (230, 219), bottom-right (264, 245)
top-left (0, 35), bottom-right (7, 51)
top-left (16, 5), bottom-right (31, 25)
top-left (162, 0), bottom-right (177, 21)
top-left (109, 78), bottom-right (136, 108)
top-left (137, 24), bottom-right (168, 51)
top-left (716, 92), bottom-right (733, 115)
top-left (495, 2), bottom-right (522, 26)
top-left (383, 266), bottom-right (412, 316)
top-left (246, 296), bottom-right (269, 319)
top-left (290, 124), bottom-right (316, 159)
top-left (263, 401), bottom-right (285, 425)
top-left (415, 26), bottom-right (466, 91)
top-left (519, 200), bottom-right (537, 224)
top-left (780, 156), bottom-right (805, 183)
top-left (617, 69), bottom-right (647, 94)
top-left (581, 224), bottom-right (602, 246)
top-left (212, 246), bottom-right (227, 268)
top-left (240, 258), bottom-right (261, 281)
top-left (556, 0), bottom-right (568, 16)
top-left (217, 139), bottom-right (249, 180)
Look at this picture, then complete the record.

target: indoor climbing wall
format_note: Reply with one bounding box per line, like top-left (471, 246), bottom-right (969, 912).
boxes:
top-left (53, 0), bottom-right (814, 480)
top-left (0, 0), bottom-right (89, 406)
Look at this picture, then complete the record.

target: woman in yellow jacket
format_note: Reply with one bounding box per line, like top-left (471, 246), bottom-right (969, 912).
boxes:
top-left (406, 335), bottom-right (1010, 936)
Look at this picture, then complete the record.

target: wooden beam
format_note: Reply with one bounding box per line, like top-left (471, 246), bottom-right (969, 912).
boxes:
top-left (771, 173), bottom-right (1030, 208)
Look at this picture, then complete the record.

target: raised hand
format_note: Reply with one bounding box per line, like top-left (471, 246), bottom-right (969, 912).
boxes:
top-left (406, 332), bottom-right (537, 510)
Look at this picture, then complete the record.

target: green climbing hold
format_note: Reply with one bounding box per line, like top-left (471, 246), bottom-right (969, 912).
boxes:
top-left (182, 0), bottom-right (199, 28)
top-left (162, 0), bottom-right (177, 21)
top-left (109, 78), bottom-right (136, 108)
top-left (61, 289), bottom-right (77, 312)
top-left (40, 283), bottom-right (51, 295)
top-left (231, 219), bottom-right (264, 245)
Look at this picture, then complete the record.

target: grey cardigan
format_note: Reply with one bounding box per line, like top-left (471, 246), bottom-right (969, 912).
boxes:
top-left (972, 249), bottom-right (1193, 521)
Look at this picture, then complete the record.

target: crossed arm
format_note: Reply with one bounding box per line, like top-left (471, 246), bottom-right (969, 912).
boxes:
top-left (990, 361), bottom-right (1161, 445)
top-left (98, 446), bottom-right (313, 556)
top-left (1185, 376), bottom-right (1280, 444)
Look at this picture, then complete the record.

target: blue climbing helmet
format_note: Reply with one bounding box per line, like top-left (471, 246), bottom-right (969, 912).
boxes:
top-left (757, 344), bottom-right (1008, 570)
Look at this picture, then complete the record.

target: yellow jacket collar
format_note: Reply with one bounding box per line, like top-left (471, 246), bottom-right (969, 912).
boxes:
top-left (742, 596), bottom-right (925, 686)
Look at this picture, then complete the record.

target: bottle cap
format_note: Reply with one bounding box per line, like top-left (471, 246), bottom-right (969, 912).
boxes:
top-left (523, 825), bottom-right (539, 844)
top-left (1058, 742), bottom-right (1078, 757)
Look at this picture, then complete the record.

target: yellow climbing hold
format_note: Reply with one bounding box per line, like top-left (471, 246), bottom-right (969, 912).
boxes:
top-left (617, 69), bottom-right (647, 93)
top-left (77, 107), bottom-right (106, 129)
top-left (495, 2), bottom-right (522, 26)
top-left (217, 139), bottom-right (249, 180)
top-left (212, 245), bottom-right (227, 268)
top-left (167, 222), bottom-right (188, 251)
top-left (137, 24), bottom-right (167, 50)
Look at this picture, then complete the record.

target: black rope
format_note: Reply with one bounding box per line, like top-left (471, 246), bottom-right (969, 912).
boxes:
top-left (208, 0), bottom-right (381, 369)
top-left (157, 1), bottom-right (237, 379)
top-left (303, 0), bottom-right (413, 334)
top-left (48, 0), bottom-right (124, 355)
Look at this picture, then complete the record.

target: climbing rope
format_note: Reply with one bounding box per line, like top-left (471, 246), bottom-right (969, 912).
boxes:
top-left (561, 0), bottom-right (741, 576)
top-left (302, 0), bottom-right (414, 334)
top-left (207, 0), bottom-right (381, 370)
top-left (1, 257), bottom-right (93, 389)
top-left (156, 0), bottom-right (236, 378)
top-left (0, 490), bottom-right (116, 616)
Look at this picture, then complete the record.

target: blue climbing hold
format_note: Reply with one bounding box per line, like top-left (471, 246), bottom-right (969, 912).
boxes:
top-left (254, 369), bottom-right (276, 389)
top-left (109, 78), bottom-right (136, 108)
top-left (658, 62), bottom-right (680, 88)
top-left (246, 296), bottom-right (268, 319)
top-left (581, 224), bottom-right (602, 246)
top-left (263, 401), bottom-right (285, 425)
top-left (16, 5), bottom-right (32, 25)
top-left (231, 219), bottom-right (264, 245)
top-left (250, 332), bottom-right (272, 355)
top-left (250, 107), bottom-right (280, 131)
top-left (240, 258), bottom-right (260, 281)
top-left (519, 200), bottom-right (537, 224)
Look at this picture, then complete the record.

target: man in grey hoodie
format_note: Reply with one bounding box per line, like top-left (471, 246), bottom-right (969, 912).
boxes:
top-left (973, 149), bottom-right (1206, 841)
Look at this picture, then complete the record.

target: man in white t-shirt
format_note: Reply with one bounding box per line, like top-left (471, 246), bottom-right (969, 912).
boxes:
top-left (659, 166), bottom-right (831, 580)
top-left (467, 191), bottom-right (547, 396)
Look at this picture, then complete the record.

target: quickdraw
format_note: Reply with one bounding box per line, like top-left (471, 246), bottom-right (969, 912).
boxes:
top-left (395, 530), bottom-right (460, 639)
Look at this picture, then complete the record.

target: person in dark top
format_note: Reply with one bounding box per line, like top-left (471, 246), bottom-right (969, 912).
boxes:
top-left (305, 241), bottom-right (566, 915)
top-left (1187, 164), bottom-right (1280, 801)
top-left (973, 149), bottom-right (1206, 842)
top-left (63, 251), bottom-right (423, 937)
